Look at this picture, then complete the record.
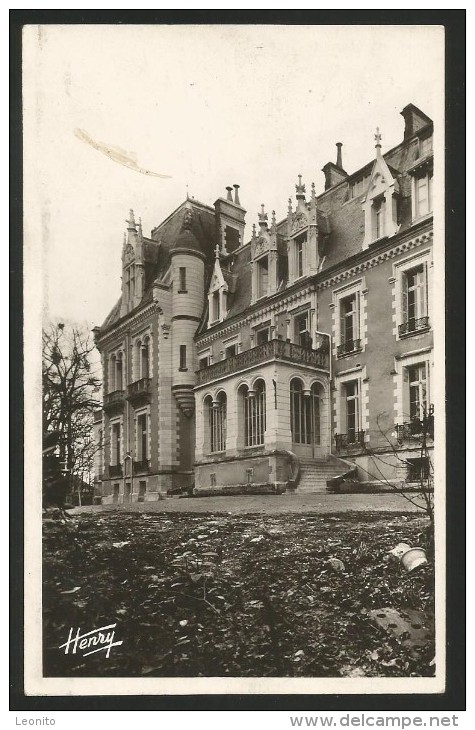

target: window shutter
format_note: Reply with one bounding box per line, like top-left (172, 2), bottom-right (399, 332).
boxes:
top-left (402, 274), bottom-right (408, 324)
top-left (340, 305), bottom-right (346, 345)
top-left (422, 262), bottom-right (428, 317)
top-left (354, 293), bottom-right (360, 340)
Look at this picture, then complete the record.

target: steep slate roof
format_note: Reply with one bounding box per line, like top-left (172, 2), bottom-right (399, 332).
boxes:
top-left (100, 109), bottom-right (432, 339)
top-left (99, 199), bottom-right (218, 333)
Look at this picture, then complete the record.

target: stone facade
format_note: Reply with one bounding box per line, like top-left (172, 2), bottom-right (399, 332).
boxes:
top-left (94, 103), bottom-right (435, 502)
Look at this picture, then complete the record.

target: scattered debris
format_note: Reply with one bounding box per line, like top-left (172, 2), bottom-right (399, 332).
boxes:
top-left (389, 542), bottom-right (427, 571)
top-left (326, 557), bottom-right (345, 572)
top-left (368, 607), bottom-right (432, 650)
top-left (112, 541), bottom-right (130, 548)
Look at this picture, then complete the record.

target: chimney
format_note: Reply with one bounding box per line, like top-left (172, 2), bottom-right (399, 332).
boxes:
top-left (233, 184), bottom-right (241, 206)
top-left (226, 186), bottom-right (233, 202)
top-left (400, 104), bottom-right (433, 140)
top-left (336, 142), bottom-right (343, 169)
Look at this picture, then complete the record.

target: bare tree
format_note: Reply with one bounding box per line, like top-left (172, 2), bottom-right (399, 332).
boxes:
top-left (352, 407), bottom-right (434, 553)
top-left (42, 322), bottom-right (102, 505)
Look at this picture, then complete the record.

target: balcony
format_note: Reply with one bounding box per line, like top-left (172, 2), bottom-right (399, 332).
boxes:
top-left (337, 339), bottom-right (362, 358)
top-left (196, 338), bottom-right (330, 386)
top-left (103, 389), bottom-right (125, 414)
top-left (335, 431), bottom-right (365, 451)
top-left (396, 414), bottom-right (434, 442)
top-left (109, 464), bottom-right (123, 478)
top-left (398, 316), bottom-right (430, 338)
top-left (133, 459), bottom-right (150, 474)
top-left (127, 377), bottom-right (152, 405)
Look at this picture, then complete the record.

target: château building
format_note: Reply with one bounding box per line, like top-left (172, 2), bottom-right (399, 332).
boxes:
top-left (93, 103), bottom-right (434, 503)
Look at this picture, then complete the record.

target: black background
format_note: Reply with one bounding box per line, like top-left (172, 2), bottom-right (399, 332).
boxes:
top-left (10, 8), bottom-right (466, 712)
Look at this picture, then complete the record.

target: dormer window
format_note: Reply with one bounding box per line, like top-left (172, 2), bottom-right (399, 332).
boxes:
top-left (372, 196), bottom-right (386, 240)
top-left (413, 170), bottom-right (433, 219)
top-left (256, 255), bottom-right (269, 298)
top-left (212, 291), bottom-right (220, 322)
top-left (418, 135), bottom-right (433, 158)
top-left (362, 129), bottom-right (399, 249)
top-left (295, 234), bottom-right (306, 278)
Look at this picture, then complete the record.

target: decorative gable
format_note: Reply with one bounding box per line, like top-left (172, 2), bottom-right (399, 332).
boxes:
top-left (362, 129), bottom-right (400, 249)
top-left (207, 247), bottom-right (228, 326)
top-left (286, 176), bottom-right (320, 282)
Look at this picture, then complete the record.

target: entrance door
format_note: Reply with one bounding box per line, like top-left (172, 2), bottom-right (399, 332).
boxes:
top-left (124, 482), bottom-right (131, 503)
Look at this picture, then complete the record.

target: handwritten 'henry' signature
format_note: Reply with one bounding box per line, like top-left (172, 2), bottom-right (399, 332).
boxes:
top-left (59, 623), bottom-right (123, 658)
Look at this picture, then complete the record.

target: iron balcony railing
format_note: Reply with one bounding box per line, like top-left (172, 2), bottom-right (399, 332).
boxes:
top-left (396, 414), bottom-right (434, 442)
top-left (196, 338), bottom-right (330, 386)
top-left (335, 430), bottom-right (365, 451)
top-left (109, 464), bottom-right (123, 477)
top-left (127, 377), bottom-right (152, 402)
top-left (398, 316), bottom-right (430, 337)
top-left (103, 389), bottom-right (125, 412)
top-left (336, 339), bottom-right (362, 358)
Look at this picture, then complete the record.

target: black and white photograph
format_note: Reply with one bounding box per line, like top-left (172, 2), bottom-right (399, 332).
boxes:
top-left (17, 17), bottom-right (457, 702)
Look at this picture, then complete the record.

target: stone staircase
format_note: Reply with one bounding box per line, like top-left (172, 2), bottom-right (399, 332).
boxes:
top-left (296, 456), bottom-right (357, 493)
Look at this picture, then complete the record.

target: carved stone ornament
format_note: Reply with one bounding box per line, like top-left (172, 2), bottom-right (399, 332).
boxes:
top-left (291, 211), bottom-right (307, 233)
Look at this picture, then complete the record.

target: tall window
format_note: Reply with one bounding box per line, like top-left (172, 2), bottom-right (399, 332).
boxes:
top-left (242, 381), bottom-right (266, 447)
top-left (179, 267), bottom-right (187, 292)
top-left (205, 394), bottom-right (226, 453)
top-left (111, 422), bottom-right (121, 465)
top-left (255, 326), bottom-right (270, 345)
top-left (338, 294), bottom-right (360, 355)
top-left (295, 234), bottom-right (306, 278)
top-left (141, 337), bottom-right (150, 378)
top-left (290, 378), bottom-right (312, 445)
top-left (109, 354), bottom-right (116, 392)
top-left (344, 381), bottom-right (360, 442)
top-left (372, 197), bottom-right (386, 240)
top-left (212, 291), bottom-right (220, 322)
top-left (407, 364), bottom-right (427, 421)
top-left (199, 354), bottom-right (210, 370)
top-left (257, 256), bottom-right (269, 298)
top-left (179, 345), bottom-right (187, 370)
top-left (402, 265), bottom-right (427, 331)
top-left (419, 135), bottom-right (433, 157)
top-left (136, 413), bottom-right (148, 461)
top-left (224, 342), bottom-right (237, 358)
top-left (414, 172), bottom-right (432, 218)
top-left (115, 352), bottom-right (123, 390)
top-left (294, 311), bottom-right (311, 348)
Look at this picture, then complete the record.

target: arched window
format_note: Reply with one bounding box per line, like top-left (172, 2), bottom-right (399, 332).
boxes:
top-left (141, 337), bottom-right (150, 379)
top-left (242, 380), bottom-right (266, 447)
top-left (290, 378), bottom-right (311, 444)
top-left (204, 393), bottom-right (226, 453)
top-left (116, 352), bottom-right (123, 391)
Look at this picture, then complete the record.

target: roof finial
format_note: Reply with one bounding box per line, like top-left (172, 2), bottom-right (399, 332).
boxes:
top-left (271, 210), bottom-right (276, 227)
top-left (138, 217), bottom-right (143, 237)
top-left (295, 174), bottom-right (306, 200)
top-left (258, 204), bottom-right (268, 228)
top-left (214, 243), bottom-right (220, 259)
top-left (252, 223), bottom-right (257, 240)
top-left (126, 209), bottom-right (136, 231)
top-left (288, 197), bottom-right (293, 215)
top-left (186, 184), bottom-right (189, 200)
top-left (311, 182), bottom-right (316, 200)
top-left (375, 127), bottom-right (382, 148)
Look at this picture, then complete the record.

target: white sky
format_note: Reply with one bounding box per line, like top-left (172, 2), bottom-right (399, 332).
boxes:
top-left (23, 24), bottom-right (444, 328)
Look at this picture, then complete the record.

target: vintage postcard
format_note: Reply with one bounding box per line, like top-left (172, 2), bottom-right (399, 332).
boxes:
top-left (21, 21), bottom-right (448, 699)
